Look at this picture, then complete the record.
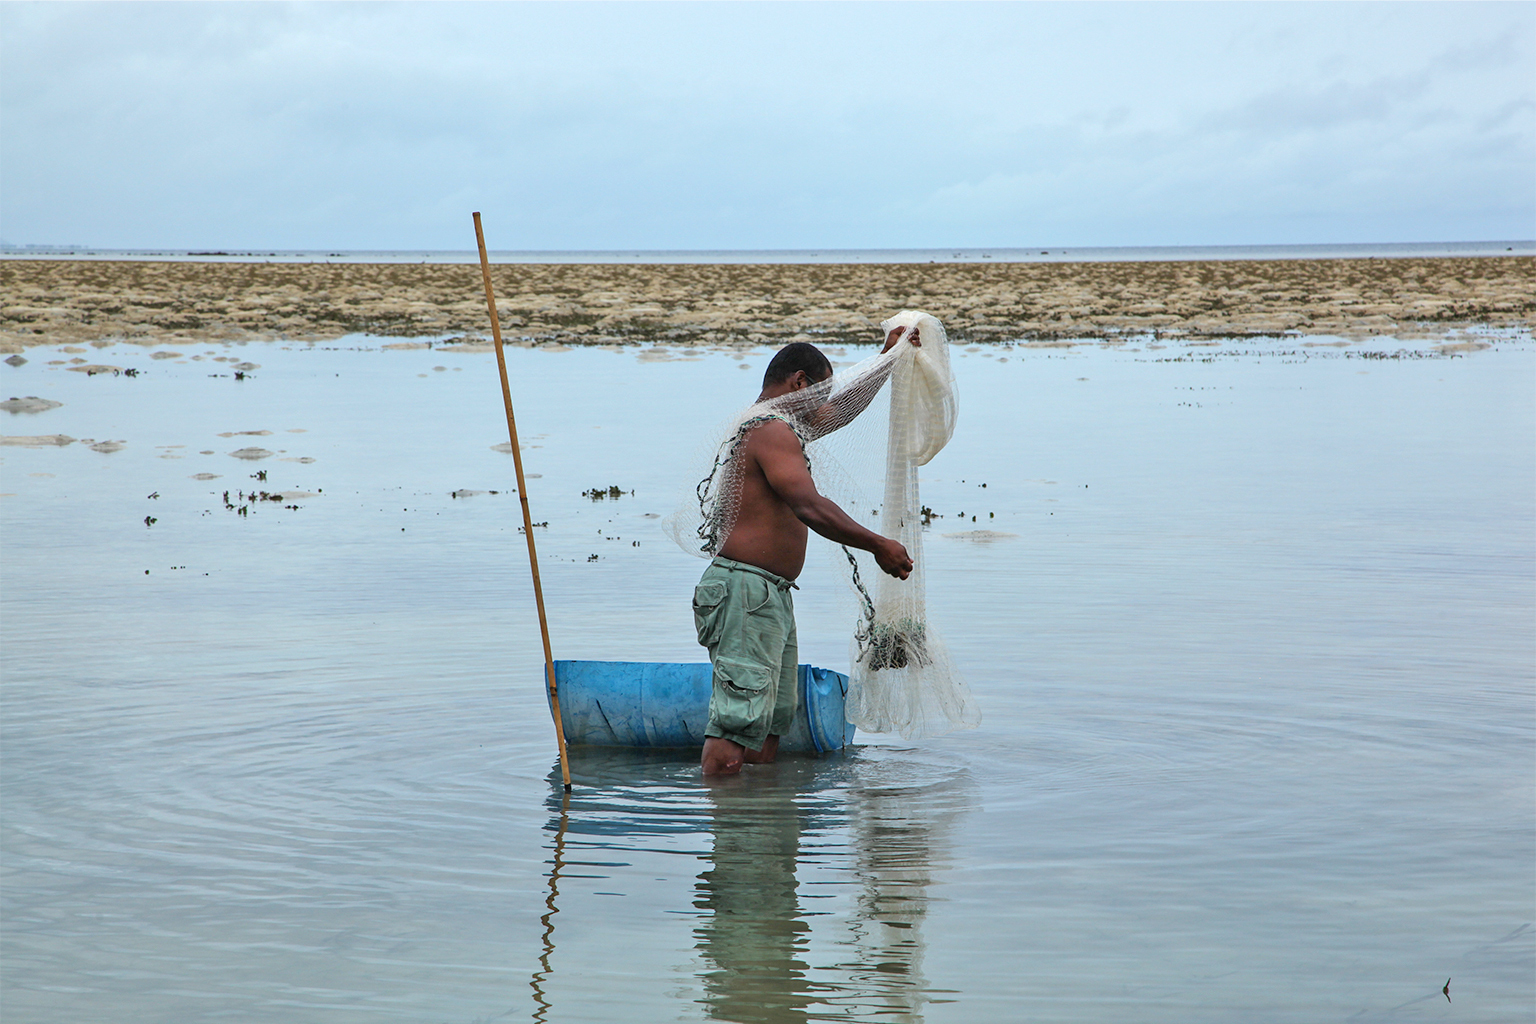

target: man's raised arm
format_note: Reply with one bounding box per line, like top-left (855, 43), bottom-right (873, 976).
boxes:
top-left (754, 420), bottom-right (913, 579)
top-left (804, 325), bottom-right (919, 438)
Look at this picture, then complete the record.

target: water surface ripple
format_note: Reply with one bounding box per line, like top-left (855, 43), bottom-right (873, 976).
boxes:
top-left (2, 337), bottom-right (1532, 1022)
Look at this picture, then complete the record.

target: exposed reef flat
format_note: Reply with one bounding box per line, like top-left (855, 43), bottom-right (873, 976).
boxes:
top-left (2, 257), bottom-right (1530, 352)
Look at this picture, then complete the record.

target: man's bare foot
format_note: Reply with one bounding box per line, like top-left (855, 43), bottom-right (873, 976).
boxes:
top-left (701, 737), bottom-right (745, 775)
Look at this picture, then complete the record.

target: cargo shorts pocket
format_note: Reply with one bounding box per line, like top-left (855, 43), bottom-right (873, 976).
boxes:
top-left (692, 578), bottom-right (730, 647)
top-left (741, 574), bottom-right (774, 614)
top-left (709, 655), bottom-right (773, 738)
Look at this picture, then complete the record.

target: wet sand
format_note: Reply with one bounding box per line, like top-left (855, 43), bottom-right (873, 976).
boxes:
top-left (2, 256), bottom-right (1530, 352)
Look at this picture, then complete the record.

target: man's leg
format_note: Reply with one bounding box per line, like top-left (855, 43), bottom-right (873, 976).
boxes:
top-left (699, 571), bottom-right (794, 775)
top-left (702, 736), bottom-right (748, 775)
top-left (741, 735), bottom-right (780, 765)
top-left (741, 609), bottom-right (798, 766)
top-left (703, 732), bottom-right (777, 774)
top-left (697, 562), bottom-right (753, 776)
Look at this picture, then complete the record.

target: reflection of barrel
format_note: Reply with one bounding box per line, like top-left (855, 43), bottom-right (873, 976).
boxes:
top-left (551, 661), bottom-right (856, 752)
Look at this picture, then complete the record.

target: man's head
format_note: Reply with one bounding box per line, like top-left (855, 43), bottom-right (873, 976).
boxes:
top-left (760, 342), bottom-right (833, 396)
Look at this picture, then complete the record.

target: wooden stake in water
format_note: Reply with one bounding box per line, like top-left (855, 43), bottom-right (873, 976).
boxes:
top-left (473, 211), bottom-right (572, 790)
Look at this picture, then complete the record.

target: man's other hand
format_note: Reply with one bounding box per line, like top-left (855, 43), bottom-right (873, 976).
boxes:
top-left (875, 538), bottom-right (914, 580)
top-left (882, 324), bottom-right (921, 353)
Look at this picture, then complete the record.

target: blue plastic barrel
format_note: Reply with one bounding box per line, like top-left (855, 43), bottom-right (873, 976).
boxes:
top-left (550, 661), bottom-right (855, 752)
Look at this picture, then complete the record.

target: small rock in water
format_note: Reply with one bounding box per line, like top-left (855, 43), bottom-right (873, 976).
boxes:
top-left (229, 447), bottom-right (274, 460)
top-left (1, 434), bottom-right (75, 447)
top-left (941, 530), bottom-right (1019, 542)
top-left (0, 396), bottom-right (63, 414)
top-left (4, 355), bottom-right (27, 367)
top-left (90, 440), bottom-right (127, 453)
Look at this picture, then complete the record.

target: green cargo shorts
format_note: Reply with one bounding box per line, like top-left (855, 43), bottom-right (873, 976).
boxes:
top-left (692, 556), bottom-right (799, 751)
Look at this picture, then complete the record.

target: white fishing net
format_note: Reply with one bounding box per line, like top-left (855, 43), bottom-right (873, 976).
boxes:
top-left (844, 312), bottom-right (980, 738)
top-left (666, 311), bottom-right (980, 740)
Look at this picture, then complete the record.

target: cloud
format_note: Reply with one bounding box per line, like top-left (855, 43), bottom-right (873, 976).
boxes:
top-left (1, 2), bottom-right (1531, 248)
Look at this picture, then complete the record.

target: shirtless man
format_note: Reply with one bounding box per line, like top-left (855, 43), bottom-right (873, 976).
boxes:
top-left (694, 326), bottom-right (916, 776)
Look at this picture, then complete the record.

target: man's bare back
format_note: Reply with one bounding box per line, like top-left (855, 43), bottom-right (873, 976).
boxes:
top-left (717, 324), bottom-right (917, 582)
top-left (716, 417), bottom-right (910, 581)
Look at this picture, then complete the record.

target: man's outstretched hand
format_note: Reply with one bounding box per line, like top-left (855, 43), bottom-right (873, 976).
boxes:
top-left (875, 537), bottom-right (914, 580)
top-left (882, 324), bottom-right (921, 353)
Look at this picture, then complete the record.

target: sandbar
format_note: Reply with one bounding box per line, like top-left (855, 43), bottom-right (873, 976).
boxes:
top-left (1, 257), bottom-right (1530, 351)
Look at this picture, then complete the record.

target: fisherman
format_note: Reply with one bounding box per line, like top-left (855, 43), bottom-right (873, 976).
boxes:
top-left (694, 327), bottom-right (917, 776)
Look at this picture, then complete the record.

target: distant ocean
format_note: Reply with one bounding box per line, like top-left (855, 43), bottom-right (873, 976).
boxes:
top-left (2, 241), bottom-right (1531, 264)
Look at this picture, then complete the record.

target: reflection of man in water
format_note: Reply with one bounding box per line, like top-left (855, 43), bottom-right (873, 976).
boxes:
top-left (693, 755), bottom-right (964, 1024)
top-left (695, 773), bottom-right (812, 1023)
top-left (694, 329), bottom-right (917, 776)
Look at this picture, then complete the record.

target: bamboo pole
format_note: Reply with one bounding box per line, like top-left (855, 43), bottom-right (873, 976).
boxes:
top-left (473, 212), bottom-right (571, 790)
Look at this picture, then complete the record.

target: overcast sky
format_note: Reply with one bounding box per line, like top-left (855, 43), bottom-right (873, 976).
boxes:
top-left (1, 2), bottom-right (1531, 250)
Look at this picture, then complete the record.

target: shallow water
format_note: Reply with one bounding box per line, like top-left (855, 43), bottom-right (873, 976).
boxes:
top-left (2, 336), bottom-right (1532, 1022)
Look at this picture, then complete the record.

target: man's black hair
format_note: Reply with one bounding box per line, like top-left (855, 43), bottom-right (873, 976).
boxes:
top-left (762, 341), bottom-right (833, 388)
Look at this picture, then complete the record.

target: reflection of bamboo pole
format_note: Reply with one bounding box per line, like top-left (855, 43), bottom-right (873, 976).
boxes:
top-left (530, 788), bottom-right (569, 1022)
top-left (473, 212), bottom-right (571, 790)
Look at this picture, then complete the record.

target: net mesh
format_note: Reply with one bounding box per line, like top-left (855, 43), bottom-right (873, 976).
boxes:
top-left (666, 311), bottom-right (981, 740)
